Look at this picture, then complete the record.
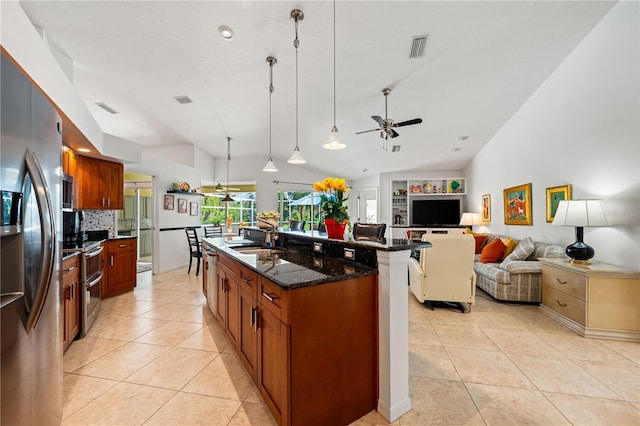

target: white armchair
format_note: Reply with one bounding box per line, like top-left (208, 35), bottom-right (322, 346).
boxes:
top-left (408, 233), bottom-right (476, 313)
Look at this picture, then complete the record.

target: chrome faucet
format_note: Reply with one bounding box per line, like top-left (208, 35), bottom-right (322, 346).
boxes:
top-left (256, 217), bottom-right (279, 247)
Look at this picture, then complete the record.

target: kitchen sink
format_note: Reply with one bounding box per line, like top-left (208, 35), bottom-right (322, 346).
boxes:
top-left (231, 246), bottom-right (286, 256)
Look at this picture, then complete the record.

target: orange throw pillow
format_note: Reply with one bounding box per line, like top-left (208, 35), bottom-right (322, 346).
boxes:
top-left (464, 228), bottom-right (488, 254)
top-left (480, 238), bottom-right (507, 263)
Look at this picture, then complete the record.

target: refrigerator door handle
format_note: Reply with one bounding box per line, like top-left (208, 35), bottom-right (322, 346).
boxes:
top-left (23, 150), bottom-right (56, 334)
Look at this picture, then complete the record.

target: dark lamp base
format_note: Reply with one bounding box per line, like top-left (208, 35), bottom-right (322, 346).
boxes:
top-left (566, 241), bottom-right (595, 265)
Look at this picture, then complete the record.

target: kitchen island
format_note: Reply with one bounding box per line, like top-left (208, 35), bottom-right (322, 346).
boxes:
top-left (202, 230), bottom-right (428, 425)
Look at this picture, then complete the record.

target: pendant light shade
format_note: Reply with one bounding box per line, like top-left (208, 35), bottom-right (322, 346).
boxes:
top-left (221, 194), bottom-right (234, 202)
top-left (323, 0), bottom-right (346, 150)
top-left (288, 9), bottom-right (307, 165)
top-left (263, 56), bottom-right (279, 172)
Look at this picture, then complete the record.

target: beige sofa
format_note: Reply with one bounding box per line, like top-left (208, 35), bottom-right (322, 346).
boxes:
top-left (408, 234), bottom-right (476, 313)
top-left (473, 234), bottom-right (567, 303)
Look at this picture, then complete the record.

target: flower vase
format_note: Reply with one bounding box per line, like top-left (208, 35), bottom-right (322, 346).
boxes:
top-left (324, 219), bottom-right (347, 239)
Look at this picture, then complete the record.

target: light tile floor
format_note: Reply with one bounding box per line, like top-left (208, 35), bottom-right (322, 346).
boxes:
top-left (63, 268), bottom-right (640, 425)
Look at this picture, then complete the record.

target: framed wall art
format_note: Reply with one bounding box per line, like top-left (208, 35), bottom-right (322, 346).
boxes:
top-left (190, 202), bottom-right (199, 216)
top-left (503, 183), bottom-right (532, 225)
top-left (164, 194), bottom-right (174, 210)
top-left (481, 194), bottom-right (491, 222)
top-left (178, 198), bottom-right (187, 213)
top-left (546, 184), bottom-right (572, 222)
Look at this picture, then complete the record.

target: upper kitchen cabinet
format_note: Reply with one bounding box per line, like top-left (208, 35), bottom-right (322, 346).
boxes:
top-left (62, 147), bottom-right (79, 209)
top-left (77, 155), bottom-right (124, 210)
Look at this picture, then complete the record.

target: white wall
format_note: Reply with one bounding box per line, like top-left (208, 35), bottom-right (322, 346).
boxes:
top-left (464, 1), bottom-right (640, 269)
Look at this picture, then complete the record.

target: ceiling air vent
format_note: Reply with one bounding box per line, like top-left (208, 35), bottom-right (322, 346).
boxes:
top-left (409, 35), bottom-right (427, 59)
top-left (173, 95), bottom-right (193, 104)
top-left (392, 145), bottom-right (401, 152)
top-left (95, 102), bottom-right (119, 114)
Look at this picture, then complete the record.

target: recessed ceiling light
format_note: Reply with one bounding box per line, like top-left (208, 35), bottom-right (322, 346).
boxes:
top-left (452, 147), bottom-right (462, 152)
top-left (77, 148), bottom-right (91, 153)
top-left (458, 135), bottom-right (469, 141)
top-left (218, 25), bottom-right (234, 41)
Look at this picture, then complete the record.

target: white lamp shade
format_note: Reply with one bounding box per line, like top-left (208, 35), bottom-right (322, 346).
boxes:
top-left (459, 212), bottom-right (483, 226)
top-left (287, 146), bottom-right (306, 164)
top-left (552, 200), bottom-right (608, 227)
top-left (323, 126), bottom-right (346, 150)
top-left (262, 159), bottom-right (278, 172)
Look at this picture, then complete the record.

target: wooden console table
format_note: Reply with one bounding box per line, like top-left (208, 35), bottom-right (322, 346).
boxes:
top-left (539, 258), bottom-right (640, 342)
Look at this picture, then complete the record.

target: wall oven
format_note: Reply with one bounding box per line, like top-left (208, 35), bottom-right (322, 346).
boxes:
top-left (81, 242), bottom-right (103, 336)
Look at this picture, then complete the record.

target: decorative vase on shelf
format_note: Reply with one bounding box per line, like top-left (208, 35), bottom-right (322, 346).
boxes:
top-left (324, 218), bottom-right (347, 239)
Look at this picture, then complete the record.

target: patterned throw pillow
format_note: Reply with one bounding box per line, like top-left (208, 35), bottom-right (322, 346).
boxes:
top-left (500, 237), bottom-right (519, 261)
top-left (503, 237), bottom-right (535, 261)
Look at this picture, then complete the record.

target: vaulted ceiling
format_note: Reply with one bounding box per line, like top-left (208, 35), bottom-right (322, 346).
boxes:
top-left (19, 1), bottom-right (615, 180)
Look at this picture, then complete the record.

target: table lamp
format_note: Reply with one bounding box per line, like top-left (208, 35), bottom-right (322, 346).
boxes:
top-left (552, 200), bottom-right (608, 264)
top-left (459, 212), bottom-right (483, 230)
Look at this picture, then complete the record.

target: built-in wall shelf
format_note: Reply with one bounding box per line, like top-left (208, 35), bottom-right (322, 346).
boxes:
top-left (390, 178), bottom-right (466, 227)
top-left (166, 190), bottom-right (203, 196)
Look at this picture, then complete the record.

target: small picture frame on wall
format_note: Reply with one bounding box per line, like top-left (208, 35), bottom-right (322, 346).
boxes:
top-left (481, 194), bottom-right (491, 222)
top-left (546, 184), bottom-right (572, 223)
top-left (190, 202), bottom-right (198, 216)
top-left (164, 194), bottom-right (175, 210)
top-left (178, 198), bottom-right (187, 213)
top-left (503, 183), bottom-right (532, 225)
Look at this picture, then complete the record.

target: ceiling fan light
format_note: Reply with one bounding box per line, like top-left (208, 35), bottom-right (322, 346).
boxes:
top-left (262, 158), bottom-right (278, 172)
top-left (215, 183), bottom-right (224, 192)
top-left (323, 126), bottom-right (346, 150)
top-left (287, 146), bottom-right (306, 164)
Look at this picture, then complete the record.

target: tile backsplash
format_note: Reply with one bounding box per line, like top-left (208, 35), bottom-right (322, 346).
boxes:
top-left (82, 210), bottom-right (116, 238)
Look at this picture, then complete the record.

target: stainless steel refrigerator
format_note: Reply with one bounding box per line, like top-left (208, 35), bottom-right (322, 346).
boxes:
top-left (1, 53), bottom-right (63, 424)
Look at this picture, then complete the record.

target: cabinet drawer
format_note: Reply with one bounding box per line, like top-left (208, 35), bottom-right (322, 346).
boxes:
top-left (62, 255), bottom-right (80, 277)
top-left (218, 253), bottom-right (236, 278)
top-left (108, 239), bottom-right (136, 253)
top-left (259, 277), bottom-right (290, 324)
top-left (542, 284), bottom-right (586, 326)
top-left (238, 264), bottom-right (258, 296)
top-left (542, 265), bottom-right (585, 301)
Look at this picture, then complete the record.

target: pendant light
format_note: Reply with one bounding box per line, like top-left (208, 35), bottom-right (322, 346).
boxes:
top-left (222, 137), bottom-right (234, 202)
top-left (287, 9), bottom-right (307, 164)
top-left (263, 56), bottom-right (279, 172)
top-left (323, 0), bottom-right (346, 150)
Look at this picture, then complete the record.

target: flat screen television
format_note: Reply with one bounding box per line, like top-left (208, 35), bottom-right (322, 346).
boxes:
top-left (412, 199), bottom-right (461, 227)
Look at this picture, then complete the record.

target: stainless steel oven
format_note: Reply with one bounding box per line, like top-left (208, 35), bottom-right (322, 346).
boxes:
top-left (81, 242), bottom-right (103, 336)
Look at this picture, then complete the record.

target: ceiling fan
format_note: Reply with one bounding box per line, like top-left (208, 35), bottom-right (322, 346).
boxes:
top-left (356, 87), bottom-right (422, 141)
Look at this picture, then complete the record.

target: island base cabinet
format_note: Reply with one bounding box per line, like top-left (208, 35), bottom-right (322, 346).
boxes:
top-left (258, 274), bottom-right (378, 426)
top-left (238, 286), bottom-right (258, 381)
top-left (257, 305), bottom-right (289, 426)
top-left (216, 259), bottom-right (238, 348)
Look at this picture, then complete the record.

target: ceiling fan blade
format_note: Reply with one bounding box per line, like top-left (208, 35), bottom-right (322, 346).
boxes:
top-left (371, 115), bottom-right (385, 126)
top-left (393, 118), bottom-right (423, 128)
top-left (356, 128), bottom-right (380, 135)
top-left (389, 129), bottom-right (400, 138)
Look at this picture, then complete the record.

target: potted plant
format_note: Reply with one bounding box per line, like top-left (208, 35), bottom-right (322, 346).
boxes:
top-left (313, 177), bottom-right (350, 239)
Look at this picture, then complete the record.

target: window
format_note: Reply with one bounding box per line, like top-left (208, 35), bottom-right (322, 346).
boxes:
top-left (201, 192), bottom-right (256, 226)
top-left (277, 191), bottom-right (322, 230)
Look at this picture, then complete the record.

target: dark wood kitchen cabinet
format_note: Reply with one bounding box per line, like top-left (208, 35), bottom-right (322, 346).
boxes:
top-left (62, 146), bottom-right (78, 209)
top-left (103, 238), bottom-right (137, 297)
top-left (215, 254), bottom-right (239, 348)
top-left (76, 155), bottom-right (123, 210)
top-left (62, 254), bottom-right (80, 352)
top-left (206, 246), bottom-right (377, 426)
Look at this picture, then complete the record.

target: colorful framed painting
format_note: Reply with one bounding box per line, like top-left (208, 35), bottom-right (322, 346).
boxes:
top-left (503, 183), bottom-right (532, 225)
top-left (177, 198), bottom-right (187, 213)
top-left (164, 194), bottom-right (174, 210)
top-left (190, 202), bottom-right (198, 216)
top-left (546, 184), bottom-right (572, 223)
top-left (481, 194), bottom-right (491, 222)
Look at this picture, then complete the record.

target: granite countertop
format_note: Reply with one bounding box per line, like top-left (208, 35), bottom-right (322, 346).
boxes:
top-left (203, 237), bottom-right (378, 290)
